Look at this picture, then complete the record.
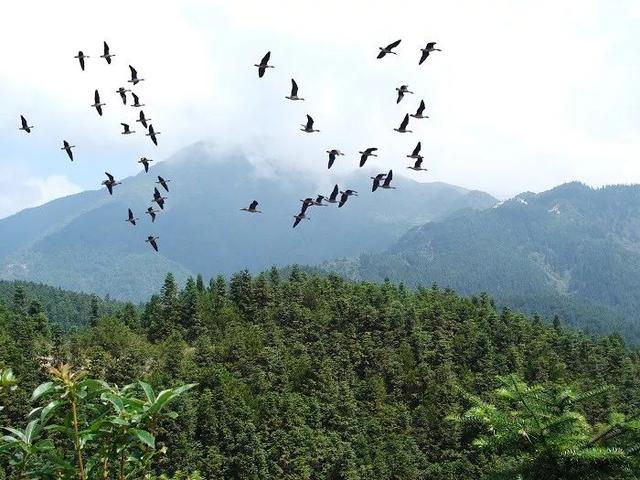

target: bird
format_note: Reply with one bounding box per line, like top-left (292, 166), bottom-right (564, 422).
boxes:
top-left (74, 51), bottom-right (89, 71)
top-left (300, 114), bottom-right (320, 133)
top-left (338, 189), bottom-right (358, 208)
top-left (377, 39), bottom-right (401, 59)
top-left (359, 148), bottom-right (378, 167)
top-left (410, 100), bottom-right (428, 119)
top-left (146, 206), bottom-right (159, 222)
top-left (394, 114), bottom-right (412, 133)
top-left (92, 90), bottom-right (106, 116)
top-left (19, 115), bottom-right (33, 133)
top-left (326, 149), bottom-right (344, 169)
top-left (313, 195), bottom-right (327, 206)
top-left (146, 124), bottom-right (160, 146)
top-left (255, 51), bottom-right (274, 78)
top-left (136, 110), bottom-right (151, 129)
top-left (128, 65), bottom-right (144, 85)
top-left (101, 41), bottom-right (115, 64)
top-left (379, 170), bottom-right (396, 189)
top-left (292, 213), bottom-right (309, 228)
top-left (138, 157), bottom-right (153, 173)
top-left (407, 141), bottom-right (422, 159)
top-left (152, 188), bottom-right (166, 210)
top-left (131, 92), bottom-right (144, 108)
top-left (60, 140), bottom-right (75, 161)
top-left (121, 123), bottom-right (135, 135)
top-left (126, 208), bottom-right (138, 226)
top-left (241, 200), bottom-right (261, 213)
top-left (299, 197), bottom-right (315, 213)
top-left (285, 78), bottom-right (304, 101)
top-left (102, 172), bottom-right (121, 195)
top-left (156, 176), bottom-right (170, 192)
top-left (116, 87), bottom-right (130, 105)
top-left (419, 42), bottom-right (442, 65)
top-left (325, 184), bottom-right (340, 204)
top-left (371, 173), bottom-right (387, 192)
top-left (407, 157), bottom-right (428, 171)
top-left (396, 85), bottom-right (414, 104)
top-left (145, 235), bottom-right (159, 252)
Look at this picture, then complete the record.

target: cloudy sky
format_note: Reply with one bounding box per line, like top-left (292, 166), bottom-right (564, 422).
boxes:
top-left (0, 0), bottom-right (639, 218)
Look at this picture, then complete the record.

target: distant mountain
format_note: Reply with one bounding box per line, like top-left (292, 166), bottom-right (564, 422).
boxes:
top-left (0, 142), bottom-right (495, 301)
top-left (324, 182), bottom-right (640, 342)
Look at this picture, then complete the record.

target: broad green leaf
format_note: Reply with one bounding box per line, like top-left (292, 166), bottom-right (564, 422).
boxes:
top-left (24, 420), bottom-right (39, 443)
top-left (31, 381), bottom-right (54, 402)
top-left (3, 427), bottom-right (26, 442)
top-left (131, 428), bottom-right (155, 448)
top-left (40, 400), bottom-right (61, 423)
top-left (138, 381), bottom-right (155, 403)
top-left (101, 392), bottom-right (124, 413)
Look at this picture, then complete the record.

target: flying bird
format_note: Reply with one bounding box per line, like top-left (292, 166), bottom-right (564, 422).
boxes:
top-left (407, 142), bottom-right (422, 159)
top-left (128, 65), bottom-right (144, 85)
top-left (102, 172), bottom-right (121, 195)
top-left (146, 124), bottom-right (160, 146)
top-left (156, 176), bottom-right (170, 192)
top-left (394, 114), bottom-right (412, 133)
top-left (292, 213), bottom-right (309, 228)
top-left (407, 157), bottom-right (428, 171)
top-left (126, 208), bottom-right (138, 226)
top-left (131, 92), bottom-right (144, 108)
top-left (101, 41), bottom-right (115, 64)
top-left (326, 149), bottom-right (344, 169)
top-left (419, 42), bottom-right (442, 65)
top-left (299, 197), bottom-right (314, 215)
top-left (19, 115), bottom-right (33, 133)
top-left (241, 200), bottom-right (261, 213)
top-left (300, 114), bottom-right (320, 133)
top-left (313, 195), bottom-right (327, 206)
top-left (116, 87), bottom-right (130, 105)
top-left (325, 184), bottom-right (340, 204)
top-left (396, 85), bottom-right (414, 104)
top-left (121, 123), bottom-right (135, 135)
top-left (285, 78), bottom-right (304, 101)
top-left (74, 51), bottom-right (89, 71)
top-left (338, 189), bottom-right (358, 208)
top-left (92, 90), bottom-right (106, 116)
top-left (255, 51), bottom-right (274, 78)
top-left (60, 140), bottom-right (75, 161)
top-left (377, 39), bottom-right (401, 59)
top-left (136, 110), bottom-right (150, 129)
top-left (410, 100), bottom-right (428, 119)
top-left (146, 207), bottom-right (158, 222)
top-left (145, 235), bottom-right (159, 252)
top-left (359, 147), bottom-right (378, 167)
top-left (138, 157), bottom-right (153, 173)
top-left (152, 187), bottom-right (166, 210)
top-left (379, 170), bottom-right (396, 189)
top-left (371, 173), bottom-right (387, 192)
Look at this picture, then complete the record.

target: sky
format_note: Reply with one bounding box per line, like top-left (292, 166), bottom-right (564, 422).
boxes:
top-left (0, 0), bottom-right (639, 219)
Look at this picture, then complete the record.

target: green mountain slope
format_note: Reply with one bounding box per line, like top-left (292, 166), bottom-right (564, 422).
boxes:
top-left (0, 142), bottom-right (496, 301)
top-left (324, 182), bottom-right (640, 342)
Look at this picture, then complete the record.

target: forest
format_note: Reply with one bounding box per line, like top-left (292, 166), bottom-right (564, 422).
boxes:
top-left (1, 269), bottom-right (640, 479)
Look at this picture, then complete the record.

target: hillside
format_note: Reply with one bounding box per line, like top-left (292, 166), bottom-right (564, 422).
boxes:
top-left (0, 142), bottom-right (496, 301)
top-left (324, 182), bottom-right (640, 342)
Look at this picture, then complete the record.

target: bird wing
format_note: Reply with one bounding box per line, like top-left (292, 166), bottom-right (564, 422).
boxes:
top-left (150, 239), bottom-right (158, 251)
top-left (94, 90), bottom-right (100, 103)
top-left (293, 216), bottom-right (301, 228)
top-left (291, 78), bottom-right (298, 96)
top-left (366, 147), bottom-right (378, 154)
top-left (338, 193), bottom-right (348, 207)
top-left (419, 50), bottom-right (429, 65)
top-left (250, 200), bottom-right (258, 210)
top-left (105, 172), bottom-right (114, 182)
top-left (106, 183), bottom-right (113, 194)
top-left (412, 142), bottom-right (421, 156)
top-left (330, 184), bottom-right (339, 200)
top-left (261, 51), bottom-right (271, 65)
top-left (415, 158), bottom-right (423, 168)
top-left (132, 93), bottom-right (139, 104)
top-left (306, 114), bottom-right (314, 129)
top-left (128, 208), bottom-right (133, 219)
top-left (376, 50), bottom-right (386, 59)
top-left (21, 115), bottom-right (27, 128)
top-left (79, 57), bottom-right (85, 70)
top-left (148, 125), bottom-right (155, 135)
top-left (121, 123), bottom-right (129, 133)
top-left (383, 170), bottom-right (393, 185)
top-left (103, 41), bottom-right (110, 55)
top-left (372, 178), bottom-right (380, 192)
top-left (426, 42), bottom-right (436, 49)
top-left (154, 187), bottom-right (161, 198)
top-left (417, 100), bottom-right (425, 115)
top-left (386, 39), bottom-right (402, 50)
top-left (129, 65), bottom-right (137, 78)
top-left (400, 114), bottom-right (409, 130)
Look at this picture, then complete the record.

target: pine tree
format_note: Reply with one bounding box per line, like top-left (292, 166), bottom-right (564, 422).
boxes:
top-left (12, 285), bottom-right (27, 315)
top-left (89, 295), bottom-right (100, 327)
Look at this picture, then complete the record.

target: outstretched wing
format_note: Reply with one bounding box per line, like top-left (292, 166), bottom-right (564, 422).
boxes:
top-left (412, 142), bottom-right (421, 156)
top-left (261, 51), bottom-right (271, 65)
top-left (383, 170), bottom-right (393, 186)
top-left (414, 158), bottom-right (423, 169)
top-left (121, 123), bottom-right (130, 133)
top-left (94, 89), bottom-right (100, 103)
top-left (399, 114), bottom-right (409, 130)
top-left (293, 216), bottom-right (302, 228)
top-left (386, 39), bottom-right (401, 50)
top-left (291, 78), bottom-right (298, 97)
top-left (417, 100), bottom-right (425, 115)
top-left (150, 239), bottom-right (158, 251)
top-left (419, 50), bottom-right (429, 65)
top-left (249, 200), bottom-right (258, 210)
top-left (129, 65), bottom-right (138, 79)
top-left (330, 184), bottom-right (339, 200)
top-left (103, 41), bottom-right (110, 55)
top-left (306, 114), bottom-right (314, 129)
top-left (105, 172), bottom-right (115, 182)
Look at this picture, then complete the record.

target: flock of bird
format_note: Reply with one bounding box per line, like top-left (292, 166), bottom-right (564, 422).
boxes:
top-left (245, 39), bottom-right (441, 228)
top-left (17, 38), bottom-right (441, 251)
top-left (18, 42), bottom-right (165, 251)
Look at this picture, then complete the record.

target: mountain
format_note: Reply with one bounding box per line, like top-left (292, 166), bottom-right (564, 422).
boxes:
top-left (0, 142), bottom-right (496, 301)
top-left (324, 182), bottom-right (640, 342)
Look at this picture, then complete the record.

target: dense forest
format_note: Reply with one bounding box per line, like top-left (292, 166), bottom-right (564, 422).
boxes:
top-left (2, 269), bottom-right (640, 478)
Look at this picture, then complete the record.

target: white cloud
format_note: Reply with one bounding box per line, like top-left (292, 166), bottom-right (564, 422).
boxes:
top-left (0, 0), bottom-right (639, 213)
